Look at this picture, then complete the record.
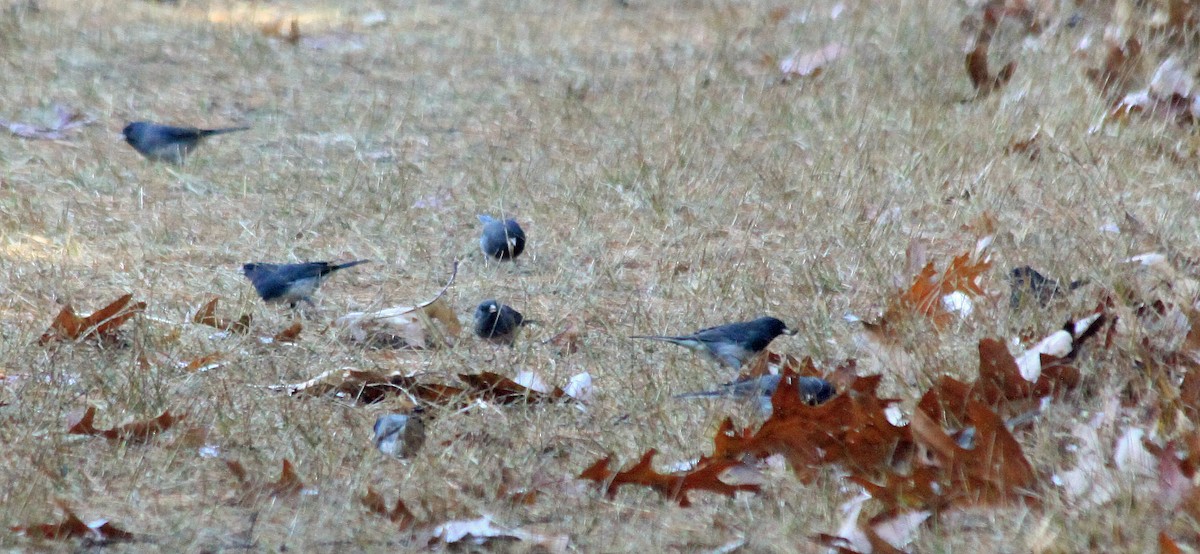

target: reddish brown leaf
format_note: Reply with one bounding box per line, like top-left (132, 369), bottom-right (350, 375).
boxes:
top-left (498, 467), bottom-right (542, 505)
top-left (711, 370), bottom-right (909, 481)
top-left (965, 3), bottom-right (1016, 96)
top-left (11, 505), bottom-right (133, 543)
top-left (1005, 130), bottom-right (1041, 160)
top-left (39, 294), bottom-right (144, 344)
top-left (84, 295), bottom-right (145, 338)
top-left (579, 449), bottom-right (760, 507)
top-left (271, 459), bottom-right (305, 497)
top-left (457, 371), bottom-right (565, 404)
top-left (67, 406), bottom-right (182, 443)
top-left (193, 298), bottom-right (252, 334)
top-left (105, 411), bottom-right (184, 442)
top-left (1160, 531), bottom-right (1185, 554)
top-left (924, 338), bottom-right (1080, 424)
top-left (911, 408), bottom-right (961, 467)
top-left (184, 353), bottom-right (226, 372)
top-left (224, 459), bottom-right (249, 483)
top-left (848, 466), bottom-right (948, 512)
top-left (362, 487), bottom-right (417, 529)
top-left (870, 248), bottom-right (992, 338)
top-left (273, 322), bottom-right (302, 343)
top-left (862, 401), bottom-right (1037, 511)
top-left (1085, 38), bottom-right (1141, 99)
top-left (41, 305), bottom-right (82, 344)
top-left (227, 459), bottom-right (307, 504)
top-left (67, 406), bottom-right (99, 436)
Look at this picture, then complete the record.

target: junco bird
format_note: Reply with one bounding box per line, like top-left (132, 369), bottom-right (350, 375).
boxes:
top-left (477, 215), bottom-right (526, 261)
top-left (1008, 266), bottom-right (1085, 308)
top-left (675, 374), bottom-right (837, 406)
top-left (631, 316), bottom-right (795, 369)
top-left (372, 411), bottom-right (426, 459)
top-left (122, 121), bottom-right (249, 164)
top-left (242, 260), bottom-right (368, 308)
top-left (473, 299), bottom-right (527, 345)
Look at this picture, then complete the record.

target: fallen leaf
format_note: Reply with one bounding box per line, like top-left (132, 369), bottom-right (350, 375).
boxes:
top-left (183, 353), bottom-right (226, 372)
top-left (39, 294), bottom-right (145, 344)
top-left (226, 459), bottom-right (310, 504)
top-left (272, 321), bottom-right (302, 343)
top-left (965, 3), bottom-right (1016, 96)
top-left (1160, 531), bottom-right (1185, 554)
top-left (269, 368), bottom-right (572, 407)
top-left (865, 246), bottom-right (992, 339)
top-left (335, 263), bottom-right (460, 348)
top-left (11, 503), bottom-right (134, 544)
top-left (192, 298), bottom-right (251, 334)
top-left (1005, 129), bottom-right (1041, 160)
top-left (579, 449), bottom-right (760, 507)
top-left (67, 406), bottom-right (184, 443)
top-left (268, 368), bottom-right (413, 404)
top-left (457, 371), bottom-right (566, 404)
top-left (1085, 37), bottom-right (1141, 98)
top-left (362, 487), bottom-right (417, 529)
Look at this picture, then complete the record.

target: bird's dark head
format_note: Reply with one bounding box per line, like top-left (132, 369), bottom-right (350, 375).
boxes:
top-left (121, 122), bottom-right (144, 143)
top-left (241, 263), bottom-right (260, 277)
top-left (759, 316), bottom-right (794, 338)
top-left (475, 299), bottom-right (499, 319)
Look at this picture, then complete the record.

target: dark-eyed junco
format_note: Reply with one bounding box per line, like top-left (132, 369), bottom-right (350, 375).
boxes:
top-left (372, 411), bottom-right (426, 459)
top-left (473, 299), bottom-right (527, 345)
top-left (675, 374), bottom-right (837, 408)
top-left (242, 260), bottom-right (368, 308)
top-left (631, 316), bottom-right (794, 369)
top-left (1008, 266), bottom-right (1085, 308)
top-left (122, 121), bottom-right (249, 164)
top-left (477, 215), bottom-right (525, 261)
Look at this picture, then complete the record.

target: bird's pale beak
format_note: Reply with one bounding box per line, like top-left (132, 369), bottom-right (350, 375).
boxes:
top-left (782, 327), bottom-right (797, 336)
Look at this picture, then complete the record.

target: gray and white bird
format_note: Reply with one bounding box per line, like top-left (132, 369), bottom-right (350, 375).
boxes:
top-left (372, 412), bottom-right (426, 459)
top-left (473, 299), bottom-right (527, 345)
top-left (241, 260), bottom-right (368, 308)
top-left (675, 374), bottom-right (836, 406)
top-left (1008, 266), bottom-right (1085, 308)
top-left (122, 121), bottom-right (249, 164)
top-left (631, 316), bottom-right (794, 369)
top-left (477, 215), bottom-right (526, 261)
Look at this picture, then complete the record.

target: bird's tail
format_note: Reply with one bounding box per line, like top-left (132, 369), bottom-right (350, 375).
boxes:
top-left (673, 390), bottom-right (724, 399)
top-left (200, 126), bottom-right (251, 137)
top-left (629, 334), bottom-right (691, 345)
top-left (331, 259), bottom-right (370, 271)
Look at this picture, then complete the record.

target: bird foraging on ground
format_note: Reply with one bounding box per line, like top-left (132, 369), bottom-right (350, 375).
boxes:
top-left (473, 299), bottom-right (527, 345)
top-left (675, 374), bottom-right (837, 414)
top-left (122, 121), bottom-right (249, 164)
top-left (242, 260), bottom-right (368, 308)
top-left (372, 411), bottom-right (426, 459)
top-left (477, 214), bottom-right (526, 261)
top-left (1008, 266), bottom-right (1085, 308)
top-left (631, 316), bottom-right (794, 370)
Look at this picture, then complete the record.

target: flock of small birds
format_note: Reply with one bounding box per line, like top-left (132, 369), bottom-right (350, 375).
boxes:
top-left (119, 121), bottom-right (1072, 460)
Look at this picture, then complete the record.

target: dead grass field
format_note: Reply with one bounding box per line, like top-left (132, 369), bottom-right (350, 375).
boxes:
top-left (2, 0), bottom-right (1200, 551)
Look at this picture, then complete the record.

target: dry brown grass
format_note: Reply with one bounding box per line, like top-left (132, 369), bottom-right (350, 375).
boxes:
top-left (2, 0), bottom-right (1200, 551)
